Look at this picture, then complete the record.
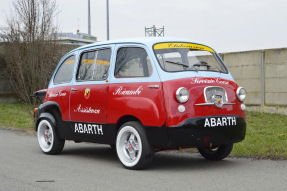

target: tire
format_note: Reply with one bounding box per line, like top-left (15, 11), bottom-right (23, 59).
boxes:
top-left (116, 121), bottom-right (154, 170)
top-left (197, 143), bottom-right (233, 161)
top-left (37, 119), bottom-right (65, 155)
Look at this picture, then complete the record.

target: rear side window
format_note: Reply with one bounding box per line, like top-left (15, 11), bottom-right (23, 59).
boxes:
top-left (114, 47), bottom-right (153, 78)
top-left (77, 48), bottom-right (111, 81)
top-left (54, 55), bottom-right (75, 84)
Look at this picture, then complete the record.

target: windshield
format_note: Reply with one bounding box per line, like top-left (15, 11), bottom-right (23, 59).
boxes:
top-left (153, 43), bottom-right (227, 73)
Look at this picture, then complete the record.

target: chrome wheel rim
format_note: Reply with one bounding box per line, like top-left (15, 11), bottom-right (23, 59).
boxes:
top-left (116, 126), bottom-right (142, 167)
top-left (37, 120), bottom-right (54, 152)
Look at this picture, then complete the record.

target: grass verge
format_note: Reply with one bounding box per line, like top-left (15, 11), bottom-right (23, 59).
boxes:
top-left (0, 103), bottom-right (286, 159)
top-left (232, 111), bottom-right (287, 159)
top-left (0, 103), bottom-right (34, 129)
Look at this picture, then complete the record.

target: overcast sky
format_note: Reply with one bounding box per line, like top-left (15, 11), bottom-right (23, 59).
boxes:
top-left (0, 0), bottom-right (287, 53)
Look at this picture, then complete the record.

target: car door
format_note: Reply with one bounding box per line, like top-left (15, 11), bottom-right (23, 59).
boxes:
top-left (107, 45), bottom-right (166, 129)
top-left (69, 46), bottom-right (113, 142)
top-left (47, 54), bottom-right (76, 121)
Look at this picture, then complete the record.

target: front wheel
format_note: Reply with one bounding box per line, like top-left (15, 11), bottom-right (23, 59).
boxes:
top-left (197, 143), bottom-right (233, 160)
top-left (37, 119), bottom-right (65, 155)
top-left (116, 121), bottom-right (154, 170)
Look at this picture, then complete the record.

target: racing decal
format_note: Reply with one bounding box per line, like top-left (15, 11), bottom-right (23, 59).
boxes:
top-left (113, 86), bottom-right (143, 96)
top-left (84, 88), bottom-right (91, 99)
top-left (48, 91), bottom-right (67, 98)
top-left (82, 59), bottom-right (110, 66)
top-left (191, 78), bottom-right (229, 85)
top-left (74, 123), bottom-right (103, 135)
top-left (74, 104), bottom-right (100, 114)
top-left (154, 43), bottom-right (215, 53)
top-left (204, 117), bottom-right (236, 127)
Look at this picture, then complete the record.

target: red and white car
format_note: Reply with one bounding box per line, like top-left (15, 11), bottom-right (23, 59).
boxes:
top-left (34, 38), bottom-right (247, 169)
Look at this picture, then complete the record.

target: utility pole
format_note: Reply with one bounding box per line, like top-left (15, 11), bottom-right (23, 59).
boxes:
top-left (88, 0), bottom-right (91, 35)
top-left (107, 0), bottom-right (110, 40)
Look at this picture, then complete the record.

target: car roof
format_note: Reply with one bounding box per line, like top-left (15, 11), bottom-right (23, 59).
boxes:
top-left (72, 37), bottom-right (205, 52)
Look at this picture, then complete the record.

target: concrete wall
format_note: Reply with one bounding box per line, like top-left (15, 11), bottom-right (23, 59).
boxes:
top-left (222, 50), bottom-right (262, 106)
top-left (222, 48), bottom-right (287, 115)
top-left (264, 49), bottom-right (287, 106)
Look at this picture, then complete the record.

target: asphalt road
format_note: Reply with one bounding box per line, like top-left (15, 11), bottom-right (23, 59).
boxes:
top-left (0, 128), bottom-right (286, 191)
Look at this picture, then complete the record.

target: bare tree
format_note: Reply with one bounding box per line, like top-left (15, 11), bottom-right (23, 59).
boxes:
top-left (0, 0), bottom-right (72, 104)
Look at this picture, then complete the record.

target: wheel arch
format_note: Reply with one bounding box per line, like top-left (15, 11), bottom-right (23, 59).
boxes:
top-left (116, 115), bottom-right (142, 133)
top-left (35, 101), bottom-right (62, 131)
top-left (38, 101), bottom-right (62, 114)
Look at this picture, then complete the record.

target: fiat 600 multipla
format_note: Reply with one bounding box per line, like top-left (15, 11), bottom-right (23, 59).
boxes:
top-left (33, 37), bottom-right (247, 169)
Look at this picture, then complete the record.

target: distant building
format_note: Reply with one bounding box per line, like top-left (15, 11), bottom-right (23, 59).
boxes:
top-left (56, 31), bottom-right (97, 46)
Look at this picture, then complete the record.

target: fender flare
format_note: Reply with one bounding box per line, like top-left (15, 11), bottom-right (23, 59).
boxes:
top-left (38, 101), bottom-right (62, 113)
top-left (35, 112), bottom-right (56, 131)
top-left (35, 101), bottom-right (61, 131)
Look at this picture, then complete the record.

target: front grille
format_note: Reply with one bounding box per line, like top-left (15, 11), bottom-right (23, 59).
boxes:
top-left (205, 86), bottom-right (228, 103)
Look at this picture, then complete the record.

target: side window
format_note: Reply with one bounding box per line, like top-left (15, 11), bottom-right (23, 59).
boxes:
top-left (77, 48), bottom-right (111, 81)
top-left (115, 47), bottom-right (153, 78)
top-left (54, 55), bottom-right (75, 84)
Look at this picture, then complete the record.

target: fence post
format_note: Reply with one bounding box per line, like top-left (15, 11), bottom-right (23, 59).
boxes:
top-left (261, 50), bottom-right (265, 108)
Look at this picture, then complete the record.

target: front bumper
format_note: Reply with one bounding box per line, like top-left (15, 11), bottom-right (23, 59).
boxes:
top-left (146, 115), bottom-right (246, 148)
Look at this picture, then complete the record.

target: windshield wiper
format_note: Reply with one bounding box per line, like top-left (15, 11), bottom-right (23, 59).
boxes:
top-left (165, 60), bottom-right (189, 67)
top-left (192, 61), bottom-right (211, 69)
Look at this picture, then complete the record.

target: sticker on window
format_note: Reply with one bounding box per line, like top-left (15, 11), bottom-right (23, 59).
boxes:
top-left (154, 43), bottom-right (215, 53)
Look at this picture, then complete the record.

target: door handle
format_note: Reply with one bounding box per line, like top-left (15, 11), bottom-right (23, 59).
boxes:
top-left (71, 88), bottom-right (77, 92)
top-left (148, 85), bottom-right (159, 89)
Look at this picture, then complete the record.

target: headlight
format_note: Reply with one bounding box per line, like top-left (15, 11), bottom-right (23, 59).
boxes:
top-left (176, 87), bottom-right (189, 103)
top-left (236, 87), bottom-right (247, 101)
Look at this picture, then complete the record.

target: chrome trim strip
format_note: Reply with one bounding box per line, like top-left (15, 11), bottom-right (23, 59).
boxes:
top-left (195, 102), bottom-right (235, 106)
top-left (195, 103), bottom-right (214, 106)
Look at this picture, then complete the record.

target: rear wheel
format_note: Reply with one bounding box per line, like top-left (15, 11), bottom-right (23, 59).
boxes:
top-left (37, 119), bottom-right (65, 155)
top-left (116, 121), bottom-right (154, 170)
top-left (197, 143), bottom-right (233, 160)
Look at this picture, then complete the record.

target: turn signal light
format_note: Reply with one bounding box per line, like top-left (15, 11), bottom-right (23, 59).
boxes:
top-left (34, 108), bottom-right (38, 118)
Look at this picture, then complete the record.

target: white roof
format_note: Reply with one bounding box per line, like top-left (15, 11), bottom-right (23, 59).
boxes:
top-left (73, 37), bottom-right (205, 52)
